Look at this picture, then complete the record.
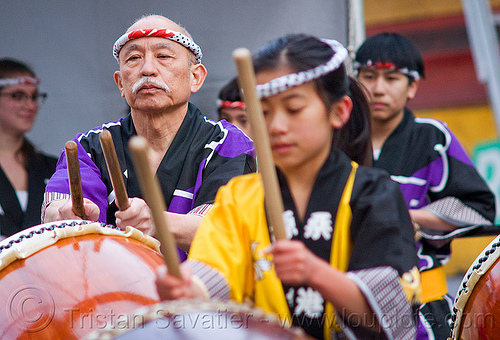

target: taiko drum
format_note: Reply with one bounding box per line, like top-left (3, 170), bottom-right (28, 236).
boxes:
top-left (0, 220), bottom-right (165, 339)
top-left (450, 234), bottom-right (500, 339)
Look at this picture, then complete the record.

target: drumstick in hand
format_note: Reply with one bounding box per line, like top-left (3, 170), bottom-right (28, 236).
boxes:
top-left (99, 130), bottom-right (130, 211)
top-left (65, 141), bottom-right (85, 219)
top-left (129, 136), bottom-right (181, 279)
top-left (233, 48), bottom-right (287, 241)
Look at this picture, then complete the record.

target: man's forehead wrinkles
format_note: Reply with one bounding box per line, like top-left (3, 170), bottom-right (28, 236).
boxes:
top-left (122, 40), bottom-right (177, 53)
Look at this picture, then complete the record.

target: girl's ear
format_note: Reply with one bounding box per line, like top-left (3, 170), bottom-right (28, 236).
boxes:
top-left (330, 95), bottom-right (352, 129)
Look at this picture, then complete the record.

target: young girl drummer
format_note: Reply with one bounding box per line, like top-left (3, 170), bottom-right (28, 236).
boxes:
top-left (156, 34), bottom-right (420, 340)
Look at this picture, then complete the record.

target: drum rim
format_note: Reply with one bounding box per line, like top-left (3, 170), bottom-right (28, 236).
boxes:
top-left (82, 298), bottom-right (309, 340)
top-left (449, 234), bottom-right (500, 339)
top-left (0, 220), bottom-right (161, 271)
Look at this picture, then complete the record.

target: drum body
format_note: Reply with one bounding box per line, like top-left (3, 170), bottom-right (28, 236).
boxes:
top-left (84, 299), bottom-right (311, 340)
top-left (0, 220), bottom-right (165, 339)
top-left (450, 235), bottom-right (500, 339)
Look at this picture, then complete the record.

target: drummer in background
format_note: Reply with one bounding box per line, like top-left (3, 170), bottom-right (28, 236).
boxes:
top-left (0, 59), bottom-right (57, 239)
top-left (42, 14), bottom-right (256, 261)
top-left (354, 32), bottom-right (496, 339)
top-left (156, 34), bottom-right (420, 339)
top-left (217, 77), bottom-right (252, 138)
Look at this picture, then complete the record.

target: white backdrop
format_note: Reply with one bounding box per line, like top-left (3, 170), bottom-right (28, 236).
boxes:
top-left (1, 0), bottom-right (348, 156)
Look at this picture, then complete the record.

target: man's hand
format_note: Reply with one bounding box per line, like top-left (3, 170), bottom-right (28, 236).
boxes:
top-left (115, 197), bottom-right (154, 235)
top-left (44, 198), bottom-right (100, 223)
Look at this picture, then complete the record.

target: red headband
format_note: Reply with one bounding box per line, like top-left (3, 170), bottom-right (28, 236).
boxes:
top-left (113, 28), bottom-right (203, 64)
top-left (217, 99), bottom-right (246, 109)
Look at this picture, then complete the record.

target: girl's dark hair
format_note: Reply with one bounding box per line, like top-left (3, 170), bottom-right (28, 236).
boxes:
top-left (355, 32), bottom-right (425, 82)
top-left (0, 58), bottom-right (38, 168)
top-left (217, 77), bottom-right (242, 117)
top-left (252, 33), bottom-right (372, 166)
top-left (336, 77), bottom-right (372, 166)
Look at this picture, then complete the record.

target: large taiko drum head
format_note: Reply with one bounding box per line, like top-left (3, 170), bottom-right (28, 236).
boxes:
top-left (84, 299), bottom-right (312, 340)
top-left (0, 220), bottom-right (165, 339)
top-left (450, 234), bottom-right (500, 339)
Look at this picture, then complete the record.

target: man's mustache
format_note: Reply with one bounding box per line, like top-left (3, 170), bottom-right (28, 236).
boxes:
top-left (132, 77), bottom-right (171, 93)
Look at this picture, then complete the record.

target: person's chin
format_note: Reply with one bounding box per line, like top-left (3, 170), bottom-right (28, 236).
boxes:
top-left (371, 110), bottom-right (389, 119)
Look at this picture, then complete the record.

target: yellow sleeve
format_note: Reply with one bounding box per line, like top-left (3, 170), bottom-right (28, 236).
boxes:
top-left (188, 173), bottom-right (291, 322)
top-left (188, 174), bottom-right (262, 302)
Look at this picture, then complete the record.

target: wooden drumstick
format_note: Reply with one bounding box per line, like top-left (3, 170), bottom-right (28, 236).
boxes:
top-left (99, 130), bottom-right (130, 211)
top-left (233, 48), bottom-right (287, 241)
top-left (129, 136), bottom-right (181, 279)
top-left (65, 141), bottom-right (85, 219)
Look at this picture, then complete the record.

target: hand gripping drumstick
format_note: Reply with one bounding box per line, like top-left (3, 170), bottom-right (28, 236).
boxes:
top-left (233, 48), bottom-right (287, 241)
top-left (65, 141), bottom-right (86, 219)
top-left (99, 130), bottom-right (130, 211)
top-left (129, 136), bottom-right (182, 279)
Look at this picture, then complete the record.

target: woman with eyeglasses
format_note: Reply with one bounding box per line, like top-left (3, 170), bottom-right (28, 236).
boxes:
top-left (0, 58), bottom-right (57, 238)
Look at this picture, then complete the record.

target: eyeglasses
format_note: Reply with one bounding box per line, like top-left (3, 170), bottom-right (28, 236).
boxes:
top-left (0, 91), bottom-right (48, 105)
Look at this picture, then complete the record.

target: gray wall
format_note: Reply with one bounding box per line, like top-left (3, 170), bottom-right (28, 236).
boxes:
top-left (1, 0), bottom-right (348, 156)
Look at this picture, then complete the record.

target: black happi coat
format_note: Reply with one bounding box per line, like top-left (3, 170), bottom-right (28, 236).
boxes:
top-left (0, 146), bottom-right (57, 237)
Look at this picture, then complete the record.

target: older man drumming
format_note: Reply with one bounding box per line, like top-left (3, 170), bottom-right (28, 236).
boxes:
top-left (42, 14), bottom-right (256, 261)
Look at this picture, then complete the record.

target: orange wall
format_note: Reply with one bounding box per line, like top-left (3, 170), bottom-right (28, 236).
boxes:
top-left (416, 105), bottom-right (499, 154)
top-left (364, 0), bottom-right (500, 26)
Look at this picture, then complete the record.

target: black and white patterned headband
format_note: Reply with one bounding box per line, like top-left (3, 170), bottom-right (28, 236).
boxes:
top-left (113, 28), bottom-right (203, 64)
top-left (352, 60), bottom-right (421, 80)
top-left (255, 39), bottom-right (348, 99)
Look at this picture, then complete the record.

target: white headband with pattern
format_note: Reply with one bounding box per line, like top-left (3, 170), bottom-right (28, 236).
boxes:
top-left (255, 39), bottom-right (348, 99)
top-left (0, 76), bottom-right (39, 87)
top-left (352, 60), bottom-right (421, 80)
top-left (113, 28), bottom-right (203, 64)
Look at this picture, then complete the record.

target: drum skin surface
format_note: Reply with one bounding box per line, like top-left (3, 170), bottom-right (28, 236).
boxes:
top-left (450, 235), bottom-right (500, 340)
top-left (0, 220), bottom-right (165, 339)
top-left (85, 299), bottom-right (312, 340)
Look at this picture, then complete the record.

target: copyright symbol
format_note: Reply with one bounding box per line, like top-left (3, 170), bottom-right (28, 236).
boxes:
top-left (8, 286), bottom-right (55, 332)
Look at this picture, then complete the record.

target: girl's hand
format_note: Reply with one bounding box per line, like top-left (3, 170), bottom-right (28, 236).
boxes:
top-left (155, 264), bottom-right (205, 301)
top-left (267, 239), bottom-right (319, 286)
